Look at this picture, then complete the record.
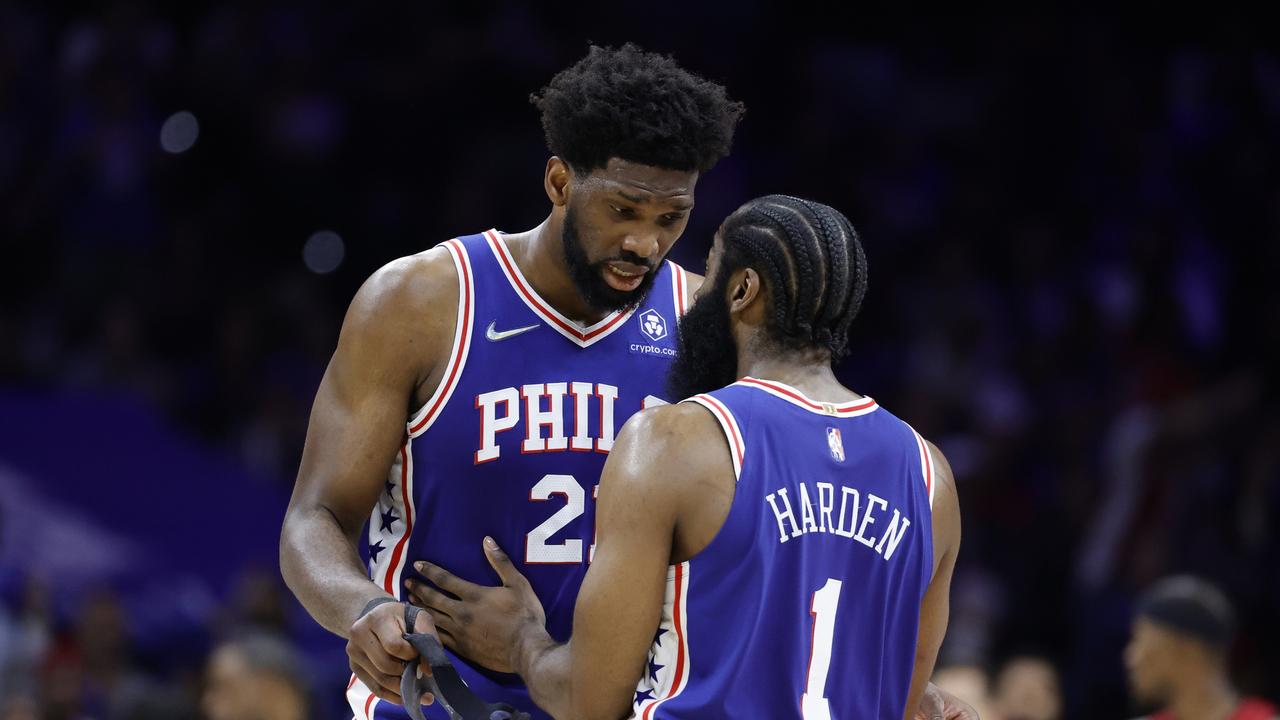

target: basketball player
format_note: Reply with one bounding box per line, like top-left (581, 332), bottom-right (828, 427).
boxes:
top-left (279, 44), bottom-right (744, 720)
top-left (1125, 576), bottom-right (1278, 720)
top-left (406, 196), bottom-right (967, 719)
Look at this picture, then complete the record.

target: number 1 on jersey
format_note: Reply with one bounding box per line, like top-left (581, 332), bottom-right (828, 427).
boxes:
top-left (802, 578), bottom-right (842, 720)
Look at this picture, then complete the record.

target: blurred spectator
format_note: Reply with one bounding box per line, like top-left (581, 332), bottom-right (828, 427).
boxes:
top-left (1125, 576), bottom-right (1279, 720)
top-left (992, 655), bottom-right (1062, 720)
top-left (203, 634), bottom-right (309, 720)
top-left (932, 664), bottom-right (997, 720)
top-left (0, 578), bottom-right (51, 699)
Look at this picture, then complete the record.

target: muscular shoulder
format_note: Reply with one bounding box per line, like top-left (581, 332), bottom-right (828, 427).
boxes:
top-left (607, 403), bottom-right (732, 499)
top-left (336, 245), bottom-right (459, 385)
top-left (347, 246), bottom-right (457, 332)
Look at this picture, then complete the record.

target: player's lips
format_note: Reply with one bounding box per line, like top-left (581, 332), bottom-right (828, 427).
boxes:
top-left (603, 261), bottom-right (650, 292)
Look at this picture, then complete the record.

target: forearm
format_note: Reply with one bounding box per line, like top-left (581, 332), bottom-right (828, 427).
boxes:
top-left (511, 626), bottom-right (573, 719)
top-left (280, 506), bottom-right (391, 638)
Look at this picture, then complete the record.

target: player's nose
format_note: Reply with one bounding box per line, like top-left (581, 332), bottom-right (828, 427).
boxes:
top-left (622, 231), bottom-right (660, 259)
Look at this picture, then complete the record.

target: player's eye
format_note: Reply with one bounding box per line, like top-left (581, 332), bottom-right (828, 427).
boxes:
top-left (610, 205), bottom-right (634, 218)
top-left (659, 213), bottom-right (686, 225)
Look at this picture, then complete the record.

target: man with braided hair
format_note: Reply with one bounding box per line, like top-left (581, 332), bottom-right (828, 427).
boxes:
top-left (406, 195), bottom-right (967, 719)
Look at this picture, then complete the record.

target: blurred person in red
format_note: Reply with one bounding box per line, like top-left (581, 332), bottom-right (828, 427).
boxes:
top-left (991, 655), bottom-right (1061, 720)
top-left (1125, 576), bottom-right (1278, 720)
top-left (202, 634), bottom-right (308, 720)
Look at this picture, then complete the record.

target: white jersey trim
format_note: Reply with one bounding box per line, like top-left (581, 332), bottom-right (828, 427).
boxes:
top-left (683, 394), bottom-right (744, 480)
top-left (369, 439), bottom-right (417, 600)
top-left (407, 238), bottom-right (475, 437)
top-left (735, 376), bottom-right (879, 417)
top-left (909, 427), bottom-right (937, 509)
top-left (668, 260), bottom-right (689, 317)
top-left (631, 561), bottom-right (692, 720)
top-left (485, 229), bottom-right (635, 348)
top-left (346, 673), bottom-right (379, 720)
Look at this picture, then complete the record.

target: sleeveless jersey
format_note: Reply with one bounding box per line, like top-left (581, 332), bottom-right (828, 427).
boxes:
top-left (629, 378), bottom-right (936, 720)
top-left (346, 230), bottom-right (690, 720)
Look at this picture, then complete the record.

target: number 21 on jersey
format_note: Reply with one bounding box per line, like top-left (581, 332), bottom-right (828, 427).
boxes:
top-left (526, 474), bottom-right (599, 564)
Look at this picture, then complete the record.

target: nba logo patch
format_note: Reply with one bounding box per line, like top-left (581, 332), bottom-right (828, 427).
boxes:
top-left (826, 427), bottom-right (845, 462)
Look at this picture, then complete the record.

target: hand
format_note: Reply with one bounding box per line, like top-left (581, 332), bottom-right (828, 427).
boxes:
top-left (915, 682), bottom-right (980, 720)
top-left (346, 598), bottom-right (435, 706)
top-left (405, 536), bottom-right (547, 674)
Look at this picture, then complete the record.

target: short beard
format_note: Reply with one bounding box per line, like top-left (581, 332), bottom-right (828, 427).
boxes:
top-left (561, 204), bottom-right (660, 313)
top-left (667, 271), bottom-right (740, 400)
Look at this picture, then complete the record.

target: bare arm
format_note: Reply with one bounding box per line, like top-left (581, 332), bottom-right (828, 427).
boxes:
top-left (279, 248), bottom-right (456, 702)
top-left (407, 406), bottom-right (720, 720)
top-left (568, 405), bottom-right (725, 719)
top-left (904, 441), bottom-right (963, 720)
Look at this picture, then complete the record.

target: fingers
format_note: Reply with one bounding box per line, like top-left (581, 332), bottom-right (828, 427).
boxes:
top-left (434, 623), bottom-right (457, 650)
top-left (421, 605), bottom-right (458, 644)
top-left (371, 619), bottom-right (418, 662)
top-left (347, 637), bottom-right (405, 704)
top-left (415, 560), bottom-right (482, 599)
top-left (354, 630), bottom-right (408, 675)
top-left (405, 578), bottom-right (460, 618)
top-left (483, 536), bottom-right (525, 588)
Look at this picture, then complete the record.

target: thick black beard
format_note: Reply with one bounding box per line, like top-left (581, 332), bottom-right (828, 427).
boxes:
top-left (667, 271), bottom-right (741, 400)
top-left (561, 204), bottom-right (660, 313)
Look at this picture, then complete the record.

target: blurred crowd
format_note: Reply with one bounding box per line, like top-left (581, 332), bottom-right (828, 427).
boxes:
top-left (1, 3), bottom-right (1277, 718)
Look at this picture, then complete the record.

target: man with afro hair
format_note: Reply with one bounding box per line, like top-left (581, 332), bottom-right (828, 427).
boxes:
top-left (282, 43), bottom-right (743, 720)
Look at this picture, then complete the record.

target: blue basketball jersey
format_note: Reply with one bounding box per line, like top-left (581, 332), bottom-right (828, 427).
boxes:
top-left (347, 230), bottom-right (690, 720)
top-left (629, 379), bottom-right (936, 720)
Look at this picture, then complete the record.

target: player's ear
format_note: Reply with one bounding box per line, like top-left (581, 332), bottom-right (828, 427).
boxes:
top-left (728, 267), bottom-right (762, 313)
top-left (544, 157), bottom-right (572, 207)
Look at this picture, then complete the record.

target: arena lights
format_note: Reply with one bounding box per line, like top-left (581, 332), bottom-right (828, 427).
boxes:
top-left (159, 111), bottom-right (199, 154)
top-left (303, 230), bottom-right (345, 274)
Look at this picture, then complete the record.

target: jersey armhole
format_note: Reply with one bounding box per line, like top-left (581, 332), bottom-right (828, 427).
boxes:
top-left (667, 260), bottom-right (689, 317)
top-left (907, 426), bottom-right (937, 510)
top-left (406, 239), bottom-right (475, 438)
top-left (681, 394), bottom-right (745, 480)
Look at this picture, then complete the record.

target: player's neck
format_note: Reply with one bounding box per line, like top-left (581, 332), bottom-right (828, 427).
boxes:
top-left (510, 215), bottom-right (611, 325)
top-left (737, 356), bottom-right (862, 403)
top-left (1169, 672), bottom-right (1238, 720)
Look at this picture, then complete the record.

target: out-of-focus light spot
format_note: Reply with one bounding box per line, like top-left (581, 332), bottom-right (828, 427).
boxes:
top-left (303, 231), bottom-right (345, 274)
top-left (160, 111), bottom-right (200, 154)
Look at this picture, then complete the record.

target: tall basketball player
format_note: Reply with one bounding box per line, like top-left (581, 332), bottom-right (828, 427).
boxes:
top-left (406, 196), bottom-right (966, 719)
top-left (279, 44), bottom-right (743, 720)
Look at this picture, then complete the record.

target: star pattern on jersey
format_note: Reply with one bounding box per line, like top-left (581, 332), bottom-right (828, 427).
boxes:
top-left (634, 688), bottom-right (654, 706)
top-left (369, 539), bottom-right (386, 564)
top-left (380, 507), bottom-right (399, 533)
top-left (385, 479), bottom-right (396, 500)
top-left (653, 627), bottom-right (668, 648)
top-left (648, 656), bottom-right (664, 683)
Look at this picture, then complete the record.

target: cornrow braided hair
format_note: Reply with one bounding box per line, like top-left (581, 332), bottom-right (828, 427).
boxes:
top-left (719, 195), bottom-right (868, 360)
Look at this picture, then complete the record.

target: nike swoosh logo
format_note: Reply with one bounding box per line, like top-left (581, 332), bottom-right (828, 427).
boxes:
top-left (486, 321), bottom-right (540, 342)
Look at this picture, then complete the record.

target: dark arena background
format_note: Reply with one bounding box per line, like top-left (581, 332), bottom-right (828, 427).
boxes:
top-left (1, 4), bottom-right (1278, 719)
